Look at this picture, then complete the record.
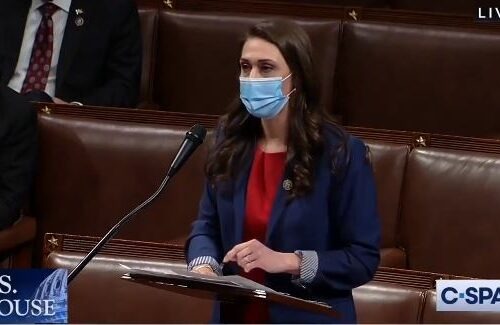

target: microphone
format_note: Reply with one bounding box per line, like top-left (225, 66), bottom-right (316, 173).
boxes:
top-left (168, 124), bottom-right (207, 177)
top-left (67, 124), bottom-right (207, 284)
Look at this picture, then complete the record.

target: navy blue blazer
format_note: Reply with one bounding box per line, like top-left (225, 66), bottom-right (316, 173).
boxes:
top-left (186, 127), bottom-right (381, 323)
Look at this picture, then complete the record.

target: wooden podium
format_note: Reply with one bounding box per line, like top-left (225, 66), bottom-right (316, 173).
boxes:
top-left (121, 267), bottom-right (338, 320)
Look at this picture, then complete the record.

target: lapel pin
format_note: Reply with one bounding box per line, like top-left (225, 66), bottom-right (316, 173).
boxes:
top-left (75, 9), bottom-right (84, 15)
top-left (75, 16), bottom-right (84, 27)
top-left (282, 179), bottom-right (293, 191)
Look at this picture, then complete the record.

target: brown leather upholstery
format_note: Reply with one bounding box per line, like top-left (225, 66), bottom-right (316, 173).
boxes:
top-left (422, 290), bottom-right (500, 323)
top-left (135, 0), bottom-right (163, 9)
top-left (335, 21), bottom-right (500, 138)
top-left (244, 0), bottom-right (389, 6)
top-left (172, 0), bottom-right (478, 16)
top-left (34, 112), bottom-right (212, 263)
top-left (374, 266), bottom-right (443, 289)
top-left (138, 8), bottom-right (159, 107)
top-left (353, 281), bottom-right (425, 323)
top-left (153, 10), bottom-right (340, 115)
top-left (364, 140), bottom-right (409, 268)
top-left (174, 0), bottom-right (500, 35)
top-left (380, 248), bottom-right (405, 268)
top-left (131, 9), bottom-right (500, 139)
top-left (401, 147), bottom-right (500, 278)
top-left (44, 251), bottom-right (212, 323)
top-left (387, 0), bottom-right (475, 14)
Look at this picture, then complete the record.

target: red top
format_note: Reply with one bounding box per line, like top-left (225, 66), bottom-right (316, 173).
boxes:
top-left (242, 145), bottom-right (286, 323)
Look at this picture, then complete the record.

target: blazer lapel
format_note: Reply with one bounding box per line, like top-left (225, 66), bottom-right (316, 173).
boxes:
top-left (232, 144), bottom-right (292, 245)
top-left (232, 147), bottom-right (255, 245)
top-left (2, 0), bottom-right (31, 85)
top-left (265, 171), bottom-right (290, 243)
top-left (56, 0), bottom-right (92, 93)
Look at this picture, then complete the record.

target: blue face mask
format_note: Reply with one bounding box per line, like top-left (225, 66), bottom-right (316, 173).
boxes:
top-left (239, 73), bottom-right (295, 119)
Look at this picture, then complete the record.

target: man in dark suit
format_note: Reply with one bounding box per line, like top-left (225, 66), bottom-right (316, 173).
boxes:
top-left (0, 0), bottom-right (142, 108)
top-left (0, 87), bottom-right (37, 230)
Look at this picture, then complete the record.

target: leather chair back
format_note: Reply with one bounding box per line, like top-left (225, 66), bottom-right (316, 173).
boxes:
top-left (335, 21), bottom-right (500, 138)
top-left (400, 147), bottom-right (500, 278)
top-left (364, 140), bottom-right (409, 268)
top-left (138, 8), bottom-right (159, 106)
top-left (35, 113), bottom-right (211, 251)
top-left (353, 281), bottom-right (425, 323)
top-left (45, 251), bottom-right (212, 323)
top-left (153, 10), bottom-right (341, 114)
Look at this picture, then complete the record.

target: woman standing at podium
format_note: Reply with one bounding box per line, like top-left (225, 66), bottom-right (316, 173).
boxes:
top-left (186, 19), bottom-right (380, 323)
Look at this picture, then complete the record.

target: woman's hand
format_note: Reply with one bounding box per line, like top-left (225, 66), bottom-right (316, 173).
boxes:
top-left (53, 97), bottom-right (69, 105)
top-left (223, 239), bottom-right (300, 274)
top-left (191, 265), bottom-right (217, 276)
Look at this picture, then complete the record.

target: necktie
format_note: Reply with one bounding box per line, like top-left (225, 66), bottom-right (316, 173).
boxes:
top-left (21, 2), bottom-right (60, 94)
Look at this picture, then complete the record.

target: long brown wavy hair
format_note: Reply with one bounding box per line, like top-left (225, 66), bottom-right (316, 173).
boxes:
top-left (206, 19), bottom-right (347, 198)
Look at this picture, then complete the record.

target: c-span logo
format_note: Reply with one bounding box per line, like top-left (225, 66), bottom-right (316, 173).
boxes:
top-left (0, 269), bottom-right (67, 323)
top-left (437, 280), bottom-right (500, 311)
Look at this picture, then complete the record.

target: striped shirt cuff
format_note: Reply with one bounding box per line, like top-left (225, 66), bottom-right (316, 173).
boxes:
top-left (187, 256), bottom-right (223, 276)
top-left (292, 250), bottom-right (319, 287)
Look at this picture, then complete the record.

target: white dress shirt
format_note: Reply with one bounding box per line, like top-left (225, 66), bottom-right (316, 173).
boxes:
top-left (8, 0), bottom-right (72, 98)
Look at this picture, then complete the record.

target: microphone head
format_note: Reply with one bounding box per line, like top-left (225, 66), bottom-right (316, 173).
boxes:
top-left (187, 124), bottom-right (207, 144)
top-left (168, 124), bottom-right (207, 177)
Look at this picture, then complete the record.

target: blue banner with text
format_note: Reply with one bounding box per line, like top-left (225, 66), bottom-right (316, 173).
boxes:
top-left (0, 269), bottom-right (67, 323)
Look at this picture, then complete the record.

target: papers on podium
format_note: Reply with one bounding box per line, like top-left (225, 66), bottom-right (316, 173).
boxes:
top-left (121, 263), bottom-right (275, 292)
top-left (120, 264), bottom-right (337, 317)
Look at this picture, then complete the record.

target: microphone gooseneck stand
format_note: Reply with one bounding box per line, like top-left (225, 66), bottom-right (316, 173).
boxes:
top-left (68, 173), bottom-right (171, 284)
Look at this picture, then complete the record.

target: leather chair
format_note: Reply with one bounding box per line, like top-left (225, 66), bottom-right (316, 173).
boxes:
top-left (34, 109), bottom-right (213, 264)
top-left (136, 9), bottom-right (500, 139)
top-left (42, 233), bottom-right (212, 323)
top-left (171, 0), bottom-right (476, 15)
top-left (388, 0), bottom-right (475, 14)
top-left (45, 253), bottom-right (212, 323)
top-left (364, 140), bottom-right (409, 268)
top-left (400, 147), bottom-right (500, 278)
top-left (153, 10), bottom-right (341, 115)
top-left (335, 21), bottom-right (500, 138)
top-left (353, 281), bottom-right (425, 323)
top-left (138, 8), bottom-right (159, 107)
